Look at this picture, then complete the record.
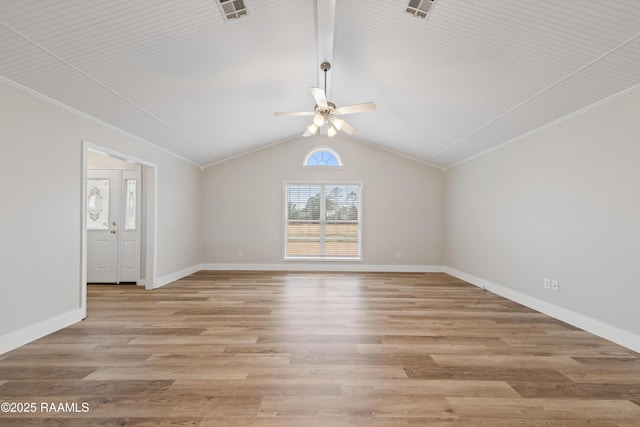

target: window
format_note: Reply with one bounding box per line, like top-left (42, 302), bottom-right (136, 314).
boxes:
top-left (303, 147), bottom-right (343, 167)
top-left (285, 182), bottom-right (361, 260)
top-left (124, 179), bottom-right (137, 230)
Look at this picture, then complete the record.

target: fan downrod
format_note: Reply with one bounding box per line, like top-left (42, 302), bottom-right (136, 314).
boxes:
top-left (320, 62), bottom-right (331, 72)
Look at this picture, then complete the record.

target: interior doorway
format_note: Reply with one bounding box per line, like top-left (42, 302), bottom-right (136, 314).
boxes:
top-left (81, 141), bottom-right (158, 317)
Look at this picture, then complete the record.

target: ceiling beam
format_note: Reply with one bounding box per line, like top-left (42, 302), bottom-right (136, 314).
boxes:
top-left (316, 0), bottom-right (336, 97)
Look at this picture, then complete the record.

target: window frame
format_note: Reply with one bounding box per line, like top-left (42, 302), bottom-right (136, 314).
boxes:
top-left (302, 147), bottom-right (344, 169)
top-left (283, 181), bottom-right (363, 261)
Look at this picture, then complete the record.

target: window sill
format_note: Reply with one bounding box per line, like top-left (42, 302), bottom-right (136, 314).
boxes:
top-left (283, 256), bottom-right (362, 262)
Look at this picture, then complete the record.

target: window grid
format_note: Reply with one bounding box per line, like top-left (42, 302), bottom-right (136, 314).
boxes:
top-left (285, 183), bottom-right (361, 260)
top-left (303, 148), bottom-right (343, 167)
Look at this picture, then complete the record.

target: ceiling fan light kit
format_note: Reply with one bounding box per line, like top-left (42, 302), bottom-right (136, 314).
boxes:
top-left (313, 114), bottom-right (326, 127)
top-left (275, 62), bottom-right (376, 138)
top-left (304, 123), bottom-right (319, 137)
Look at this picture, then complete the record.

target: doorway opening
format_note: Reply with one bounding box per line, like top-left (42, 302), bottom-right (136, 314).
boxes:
top-left (80, 141), bottom-right (158, 318)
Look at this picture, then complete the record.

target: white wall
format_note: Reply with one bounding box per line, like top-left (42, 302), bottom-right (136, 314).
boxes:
top-left (87, 150), bottom-right (135, 169)
top-left (201, 135), bottom-right (444, 270)
top-left (0, 80), bottom-right (202, 353)
top-left (444, 87), bottom-right (640, 349)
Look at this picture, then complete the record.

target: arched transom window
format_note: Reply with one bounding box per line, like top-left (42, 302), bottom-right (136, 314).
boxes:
top-left (303, 147), bottom-right (343, 167)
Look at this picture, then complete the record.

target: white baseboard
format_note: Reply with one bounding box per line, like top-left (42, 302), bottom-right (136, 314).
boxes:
top-left (200, 263), bottom-right (444, 273)
top-left (444, 267), bottom-right (640, 354)
top-left (154, 264), bottom-right (201, 289)
top-left (0, 308), bottom-right (84, 356)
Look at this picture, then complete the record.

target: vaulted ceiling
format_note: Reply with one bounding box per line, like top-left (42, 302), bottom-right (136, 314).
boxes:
top-left (1, 1), bottom-right (639, 168)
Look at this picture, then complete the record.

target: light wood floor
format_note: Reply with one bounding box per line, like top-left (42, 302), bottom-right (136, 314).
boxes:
top-left (1, 271), bottom-right (639, 426)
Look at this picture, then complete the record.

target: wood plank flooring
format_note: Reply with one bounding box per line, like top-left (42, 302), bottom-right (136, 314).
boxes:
top-left (1, 271), bottom-right (639, 426)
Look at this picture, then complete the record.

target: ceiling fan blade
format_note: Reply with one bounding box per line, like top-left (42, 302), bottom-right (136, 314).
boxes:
top-left (274, 111), bottom-right (314, 117)
top-left (310, 87), bottom-right (328, 108)
top-left (336, 102), bottom-right (376, 115)
top-left (331, 118), bottom-right (357, 135)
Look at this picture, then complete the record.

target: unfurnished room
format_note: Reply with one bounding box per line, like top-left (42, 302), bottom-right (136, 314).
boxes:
top-left (1, 1), bottom-right (640, 425)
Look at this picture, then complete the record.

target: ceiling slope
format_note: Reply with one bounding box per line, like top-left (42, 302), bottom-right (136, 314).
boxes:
top-left (1, 0), bottom-right (639, 168)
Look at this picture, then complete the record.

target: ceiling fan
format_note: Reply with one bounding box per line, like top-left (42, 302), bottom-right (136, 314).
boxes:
top-left (274, 62), bottom-right (376, 137)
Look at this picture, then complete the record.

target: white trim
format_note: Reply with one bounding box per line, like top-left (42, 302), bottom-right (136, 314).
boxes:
top-left (444, 267), bottom-right (640, 353)
top-left (446, 82), bottom-right (640, 170)
top-left (0, 23), bottom-right (213, 161)
top-left (202, 134), bottom-right (446, 172)
top-left (145, 165), bottom-right (159, 290)
top-left (284, 257), bottom-right (363, 262)
top-left (432, 33), bottom-right (640, 163)
top-left (80, 144), bottom-right (88, 318)
top-left (202, 136), bottom-right (301, 169)
top-left (154, 264), bottom-right (202, 289)
top-left (201, 263), bottom-right (444, 273)
top-left (0, 309), bottom-right (84, 355)
top-left (345, 135), bottom-right (445, 171)
top-left (0, 75), bottom-right (200, 167)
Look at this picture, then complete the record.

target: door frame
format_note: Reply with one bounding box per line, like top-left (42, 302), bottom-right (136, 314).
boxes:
top-left (80, 140), bottom-right (158, 317)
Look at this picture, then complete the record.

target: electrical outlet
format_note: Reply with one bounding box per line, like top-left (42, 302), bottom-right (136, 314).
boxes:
top-left (551, 280), bottom-right (559, 292)
top-left (237, 249), bottom-right (243, 257)
top-left (544, 278), bottom-right (551, 290)
top-left (396, 251), bottom-right (401, 258)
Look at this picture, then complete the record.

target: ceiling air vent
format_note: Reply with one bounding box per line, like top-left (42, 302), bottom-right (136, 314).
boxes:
top-left (218, 0), bottom-right (247, 21)
top-left (406, 0), bottom-right (436, 19)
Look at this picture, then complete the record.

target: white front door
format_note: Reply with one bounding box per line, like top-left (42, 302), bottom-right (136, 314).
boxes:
top-left (87, 169), bottom-right (141, 283)
top-left (87, 169), bottom-right (119, 283)
top-left (119, 169), bottom-right (141, 282)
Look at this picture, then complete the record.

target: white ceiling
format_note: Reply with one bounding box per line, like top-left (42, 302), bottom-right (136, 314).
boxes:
top-left (1, 0), bottom-right (639, 168)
